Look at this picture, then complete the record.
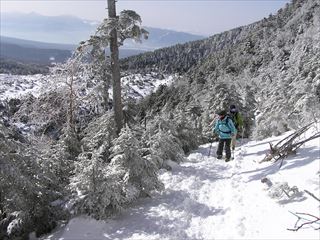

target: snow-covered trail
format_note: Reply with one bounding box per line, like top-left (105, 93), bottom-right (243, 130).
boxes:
top-left (43, 135), bottom-right (319, 240)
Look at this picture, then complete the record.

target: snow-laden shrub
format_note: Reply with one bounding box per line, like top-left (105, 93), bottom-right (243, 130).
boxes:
top-left (80, 113), bottom-right (117, 152)
top-left (142, 116), bottom-right (185, 164)
top-left (110, 126), bottom-right (164, 199)
top-left (0, 123), bottom-right (64, 238)
top-left (38, 129), bottom-right (79, 186)
top-left (69, 149), bottom-right (126, 219)
top-left (150, 128), bottom-right (185, 164)
top-left (10, 91), bottom-right (68, 138)
top-left (252, 115), bottom-right (290, 140)
top-left (70, 125), bottom-right (163, 219)
top-left (69, 113), bottom-right (119, 219)
top-left (173, 110), bottom-right (203, 153)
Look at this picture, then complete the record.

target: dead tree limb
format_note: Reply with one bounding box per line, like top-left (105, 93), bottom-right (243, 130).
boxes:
top-left (304, 189), bottom-right (320, 202)
top-left (261, 122), bottom-right (320, 168)
top-left (287, 212), bottom-right (320, 231)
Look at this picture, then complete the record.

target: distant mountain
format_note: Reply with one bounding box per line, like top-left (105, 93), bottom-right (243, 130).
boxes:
top-left (0, 36), bottom-right (148, 73)
top-left (1, 12), bottom-right (205, 48)
top-left (0, 36), bottom-right (73, 64)
top-left (0, 42), bottom-right (71, 64)
top-left (0, 12), bottom-right (204, 72)
top-left (124, 27), bottom-right (205, 50)
top-left (1, 36), bottom-right (76, 50)
top-left (1, 12), bottom-right (96, 44)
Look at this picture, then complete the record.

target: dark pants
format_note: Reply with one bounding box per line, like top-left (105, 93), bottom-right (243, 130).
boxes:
top-left (216, 138), bottom-right (232, 159)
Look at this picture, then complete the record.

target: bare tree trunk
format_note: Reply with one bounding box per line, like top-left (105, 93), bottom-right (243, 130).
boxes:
top-left (67, 64), bottom-right (75, 131)
top-left (103, 66), bottom-right (110, 111)
top-left (108, 0), bottom-right (123, 134)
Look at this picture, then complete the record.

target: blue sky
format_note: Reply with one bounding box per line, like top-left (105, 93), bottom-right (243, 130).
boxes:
top-left (1, 0), bottom-right (291, 35)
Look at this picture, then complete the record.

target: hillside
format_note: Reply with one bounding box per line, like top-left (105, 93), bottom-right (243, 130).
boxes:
top-left (0, 42), bottom-right (72, 64)
top-left (0, 58), bottom-right (49, 75)
top-left (122, 0), bottom-right (320, 139)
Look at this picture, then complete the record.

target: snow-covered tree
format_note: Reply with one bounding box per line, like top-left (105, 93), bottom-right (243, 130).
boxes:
top-left (69, 121), bottom-right (163, 219)
top-left (69, 148), bottom-right (125, 219)
top-left (74, 4), bottom-right (148, 134)
top-left (69, 113), bottom-right (119, 219)
top-left (0, 124), bottom-right (64, 238)
top-left (142, 117), bottom-right (185, 164)
top-left (109, 125), bottom-right (164, 200)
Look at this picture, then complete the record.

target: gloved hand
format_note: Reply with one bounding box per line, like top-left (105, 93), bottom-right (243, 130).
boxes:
top-left (208, 134), bottom-right (218, 143)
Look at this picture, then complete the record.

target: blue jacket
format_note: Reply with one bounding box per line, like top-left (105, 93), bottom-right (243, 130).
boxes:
top-left (214, 116), bottom-right (237, 139)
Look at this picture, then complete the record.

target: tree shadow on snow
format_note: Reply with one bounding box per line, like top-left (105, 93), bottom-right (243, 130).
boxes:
top-left (193, 143), bottom-right (217, 157)
top-left (240, 145), bottom-right (319, 182)
top-left (240, 148), bottom-right (271, 158)
top-left (277, 195), bottom-right (307, 205)
top-left (174, 163), bottom-right (231, 181)
top-left (243, 138), bottom-right (279, 149)
top-left (279, 146), bottom-right (319, 171)
top-left (101, 189), bottom-right (227, 240)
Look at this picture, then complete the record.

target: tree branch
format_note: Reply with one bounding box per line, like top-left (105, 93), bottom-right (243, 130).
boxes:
top-left (261, 122), bottom-right (320, 167)
top-left (304, 189), bottom-right (320, 202)
top-left (287, 212), bottom-right (320, 232)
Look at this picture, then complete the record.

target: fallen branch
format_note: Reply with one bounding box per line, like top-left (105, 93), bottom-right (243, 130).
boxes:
top-left (287, 212), bottom-right (320, 231)
top-left (304, 189), bottom-right (320, 202)
top-left (261, 122), bottom-right (320, 168)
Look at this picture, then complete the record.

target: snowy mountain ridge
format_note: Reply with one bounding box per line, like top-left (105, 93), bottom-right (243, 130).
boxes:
top-left (1, 12), bottom-right (204, 47)
top-left (0, 73), bottom-right (175, 102)
top-left (121, 0), bottom-right (320, 139)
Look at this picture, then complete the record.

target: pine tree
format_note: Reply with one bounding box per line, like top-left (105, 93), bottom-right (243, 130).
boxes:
top-left (74, 5), bottom-right (148, 134)
top-left (110, 126), bottom-right (164, 200)
top-left (69, 113), bottom-right (120, 219)
top-left (0, 124), bottom-right (63, 238)
top-left (70, 147), bottom-right (125, 219)
top-left (143, 117), bottom-right (185, 164)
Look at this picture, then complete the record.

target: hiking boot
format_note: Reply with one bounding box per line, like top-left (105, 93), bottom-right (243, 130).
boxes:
top-left (217, 155), bottom-right (222, 159)
top-left (232, 146), bottom-right (235, 150)
top-left (225, 158), bottom-right (230, 162)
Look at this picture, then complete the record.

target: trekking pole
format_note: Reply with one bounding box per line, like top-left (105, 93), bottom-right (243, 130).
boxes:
top-left (241, 128), bottom-right (245, 145)
top-left (208, 142), bottom-right (213, 157)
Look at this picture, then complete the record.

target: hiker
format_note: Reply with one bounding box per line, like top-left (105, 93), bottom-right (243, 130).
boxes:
top-left (229, 104), bottom-right (244, 150)
top-left (213, 110), bottom-right (237, 162)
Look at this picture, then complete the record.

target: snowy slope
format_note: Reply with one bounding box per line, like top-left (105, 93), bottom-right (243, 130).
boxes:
top-left (40, 124), bottom-right (320, 240)
top-left (0, 74), bottom-right (50, 100)
top-left (0, 73), bottom-right (175, 101)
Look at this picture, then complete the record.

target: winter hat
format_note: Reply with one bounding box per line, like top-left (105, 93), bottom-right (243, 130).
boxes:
top-left (230, 105), bottom-right (237, 112)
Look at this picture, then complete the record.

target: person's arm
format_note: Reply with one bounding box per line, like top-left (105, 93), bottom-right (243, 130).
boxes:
top-left (213, 120), bottom-right (219, 135)
top-left (228, 118), bottom-right (237, 135)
